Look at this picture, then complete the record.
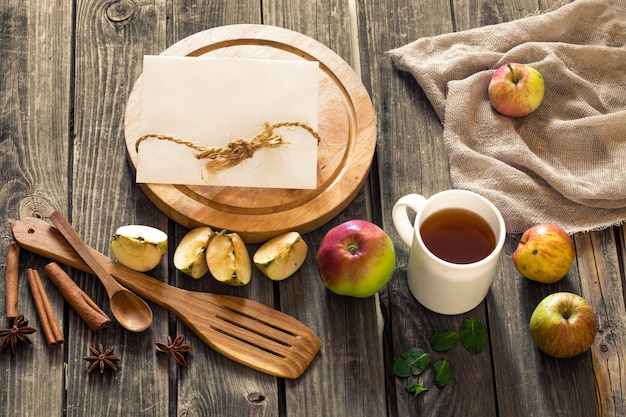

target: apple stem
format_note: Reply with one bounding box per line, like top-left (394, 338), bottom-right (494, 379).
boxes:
top-left (347, 242), bottom-right (360, 255)
top-left (562, 309), bottom-right (571, 320)
top-left (511, 235), bottom-right (526, 245)
top-left (507, 64), bottom-right (518, 84)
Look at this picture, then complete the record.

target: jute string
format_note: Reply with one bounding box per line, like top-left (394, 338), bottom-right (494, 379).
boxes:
top-left (135, 121), bottom-right (321, 175)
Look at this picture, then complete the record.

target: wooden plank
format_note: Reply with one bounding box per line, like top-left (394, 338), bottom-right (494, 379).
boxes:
top-left (165, 2), bottom-right (281, 417)
top-left (0, 1), bottom-right (72, 416)
top-left (356, 0), bottom-right (496, 416)
top-left (485, 227), bottom-right (625, 417)
top-left (452, 2), bottom-right (607, 417)
top-left (488, 236), bottom-right (599, 417)
top-left (262, 1), bottom-right (388, 416)
top-left (65, 1), bottom-right (170, 416)
top-left (581, 228), bottom-right (626, 417)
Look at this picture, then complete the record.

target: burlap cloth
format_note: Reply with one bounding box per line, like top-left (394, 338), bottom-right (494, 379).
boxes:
top-left (389, 0), bottom-right (626, 234)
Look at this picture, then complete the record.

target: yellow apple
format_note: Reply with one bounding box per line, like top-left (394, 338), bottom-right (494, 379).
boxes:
top-left (173, 226), bottom-right (214, 278)
top-left (512, 224), bottom-right (575, 284)
top-left (253, 231), bottom-right (308, 281)
top-left (110, 225), bottom-right (167, 272)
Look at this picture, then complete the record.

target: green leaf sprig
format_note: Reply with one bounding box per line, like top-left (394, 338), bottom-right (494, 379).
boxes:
top-left (393, 318), bottom-right (487, 399)
top-left (392, 347), bottom-right (430, 377)
top-left (433, 359), bottom-right (451, 388)
top-left (460, 317), bottom-right (487, 354)
top-left (406, 383), bottom-right (427, 398)
top-left (430, 330), bottom-right (459, 352)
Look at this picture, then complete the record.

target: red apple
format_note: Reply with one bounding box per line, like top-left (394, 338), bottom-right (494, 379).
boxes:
top-left (513, 224), bottom-right (575, 284)
top-left (488, 63), bottom-right (545, 117)
top-left (316, 220), bottom-right (396, 298)
top-left (529, 292), bottom-right (597, 358)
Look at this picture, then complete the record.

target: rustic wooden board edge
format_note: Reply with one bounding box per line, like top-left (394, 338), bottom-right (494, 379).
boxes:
top-left (123, 24), bottom-right (377, 243)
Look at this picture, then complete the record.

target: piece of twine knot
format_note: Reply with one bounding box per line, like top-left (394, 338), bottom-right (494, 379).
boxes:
top-left (135, 121), bottom-right (321, 175)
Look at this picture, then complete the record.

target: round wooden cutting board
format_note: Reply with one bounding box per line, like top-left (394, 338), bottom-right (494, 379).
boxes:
top-left (124, 24), bottom-right (376, 243)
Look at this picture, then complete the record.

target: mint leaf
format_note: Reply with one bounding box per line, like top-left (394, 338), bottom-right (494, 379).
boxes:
top-left (392, 348), bottom-right (430, 377)
top-left (433, 359), bottom-right (451, 388)
top-left (460, 318), bottom-right (487, 354)
top-left (406, 383), bottom-right (428, 398)
top-left (430, 330), bottom-right (459, 352)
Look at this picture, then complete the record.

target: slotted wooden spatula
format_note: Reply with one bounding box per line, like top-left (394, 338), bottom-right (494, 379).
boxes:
top-left (12, 217), bottom-right (320, 379)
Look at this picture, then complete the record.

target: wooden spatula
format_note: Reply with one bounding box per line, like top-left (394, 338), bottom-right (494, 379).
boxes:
top-left (11, 217), bottom-right (321, 379)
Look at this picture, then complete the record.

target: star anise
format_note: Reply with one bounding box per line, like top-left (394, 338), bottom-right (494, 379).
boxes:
top-left (0, 315), bottom-right (37, 355)
top-left (155, 335), bottom-right (192, 367)
top-left (83, 344), bottom-right (121, 374)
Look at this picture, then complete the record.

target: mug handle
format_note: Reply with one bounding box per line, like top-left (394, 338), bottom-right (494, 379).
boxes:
top-left (392, 194), bottom-right (427, 247)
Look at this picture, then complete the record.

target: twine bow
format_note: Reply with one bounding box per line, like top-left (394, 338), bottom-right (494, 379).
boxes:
top-left (135, 121), bottom-right (321, 175)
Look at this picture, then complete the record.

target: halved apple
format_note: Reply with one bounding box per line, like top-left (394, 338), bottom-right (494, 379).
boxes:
top-left (253, 231), bottom-right (307, 280)
top-left (173, 226), bottom-right (214, 279)
top-left (110, 225), bottom-right (168, 272)
top-left (205, 230), bottom-right (251, 286)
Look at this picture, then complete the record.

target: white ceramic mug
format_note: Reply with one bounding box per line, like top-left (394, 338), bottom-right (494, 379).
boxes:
top-left (392, 190), bottom-right (506, 315)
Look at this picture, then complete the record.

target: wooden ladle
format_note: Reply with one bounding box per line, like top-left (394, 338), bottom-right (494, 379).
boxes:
top-left (49, 211), bottom-right (153, 332)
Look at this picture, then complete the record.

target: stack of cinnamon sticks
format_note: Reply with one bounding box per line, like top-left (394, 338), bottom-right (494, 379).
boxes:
top-left (4, 242), bottom-right (111, 348)
top-left (5, 242), bottom-right (64, 346)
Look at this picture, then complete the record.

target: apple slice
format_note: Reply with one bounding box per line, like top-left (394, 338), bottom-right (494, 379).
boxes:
top-left (173, 226), bottom-right (215, 279)
top-left (253, 231), bottom-right (308, 281)
top-left (110, 225), bottom-right (168, 272)
top-left (205, 230), bottom-right (251, 286)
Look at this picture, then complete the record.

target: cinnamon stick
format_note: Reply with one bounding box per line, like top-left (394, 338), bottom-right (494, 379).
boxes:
top-left (43, 262), bottom-right (111, 332)
top-left (5, 243), bottom-right (20, 320)
top-left (26, 268), bottom-right (64, 347)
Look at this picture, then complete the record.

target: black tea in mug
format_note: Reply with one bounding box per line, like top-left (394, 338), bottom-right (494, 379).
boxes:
top-left (419, 208), bottom-right (496, 264)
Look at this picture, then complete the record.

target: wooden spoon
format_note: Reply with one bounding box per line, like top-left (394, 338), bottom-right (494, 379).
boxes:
top-left (12, 216), bottom-right (320, 379)
top-left (48, 211), bottom-right (153, 333)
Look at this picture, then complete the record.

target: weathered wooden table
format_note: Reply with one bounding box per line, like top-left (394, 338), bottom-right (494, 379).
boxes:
top-left (2, 1), bottom-right (624, 416)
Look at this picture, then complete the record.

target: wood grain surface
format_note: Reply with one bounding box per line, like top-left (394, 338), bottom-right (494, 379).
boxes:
top-left (1, 0), bottom-right (624, 416)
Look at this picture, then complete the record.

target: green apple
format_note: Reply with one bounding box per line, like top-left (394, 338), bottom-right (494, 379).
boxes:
top-left (316, 220), bottom-right (396, 298)
top-left (488, 63), bottom-right (544, 117)
top-left (110, 225), bottom-right (167, 272)
top-left (205, 230), bottom-right (251, 286)
top-left (529, 292), bottom-right (597, 358)
top-left (513, 224), bottom-right (575, 284)
top-left (253, 231), bottom-right (308, 281)
top-left (173, 226), bottom-right (215, 279)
